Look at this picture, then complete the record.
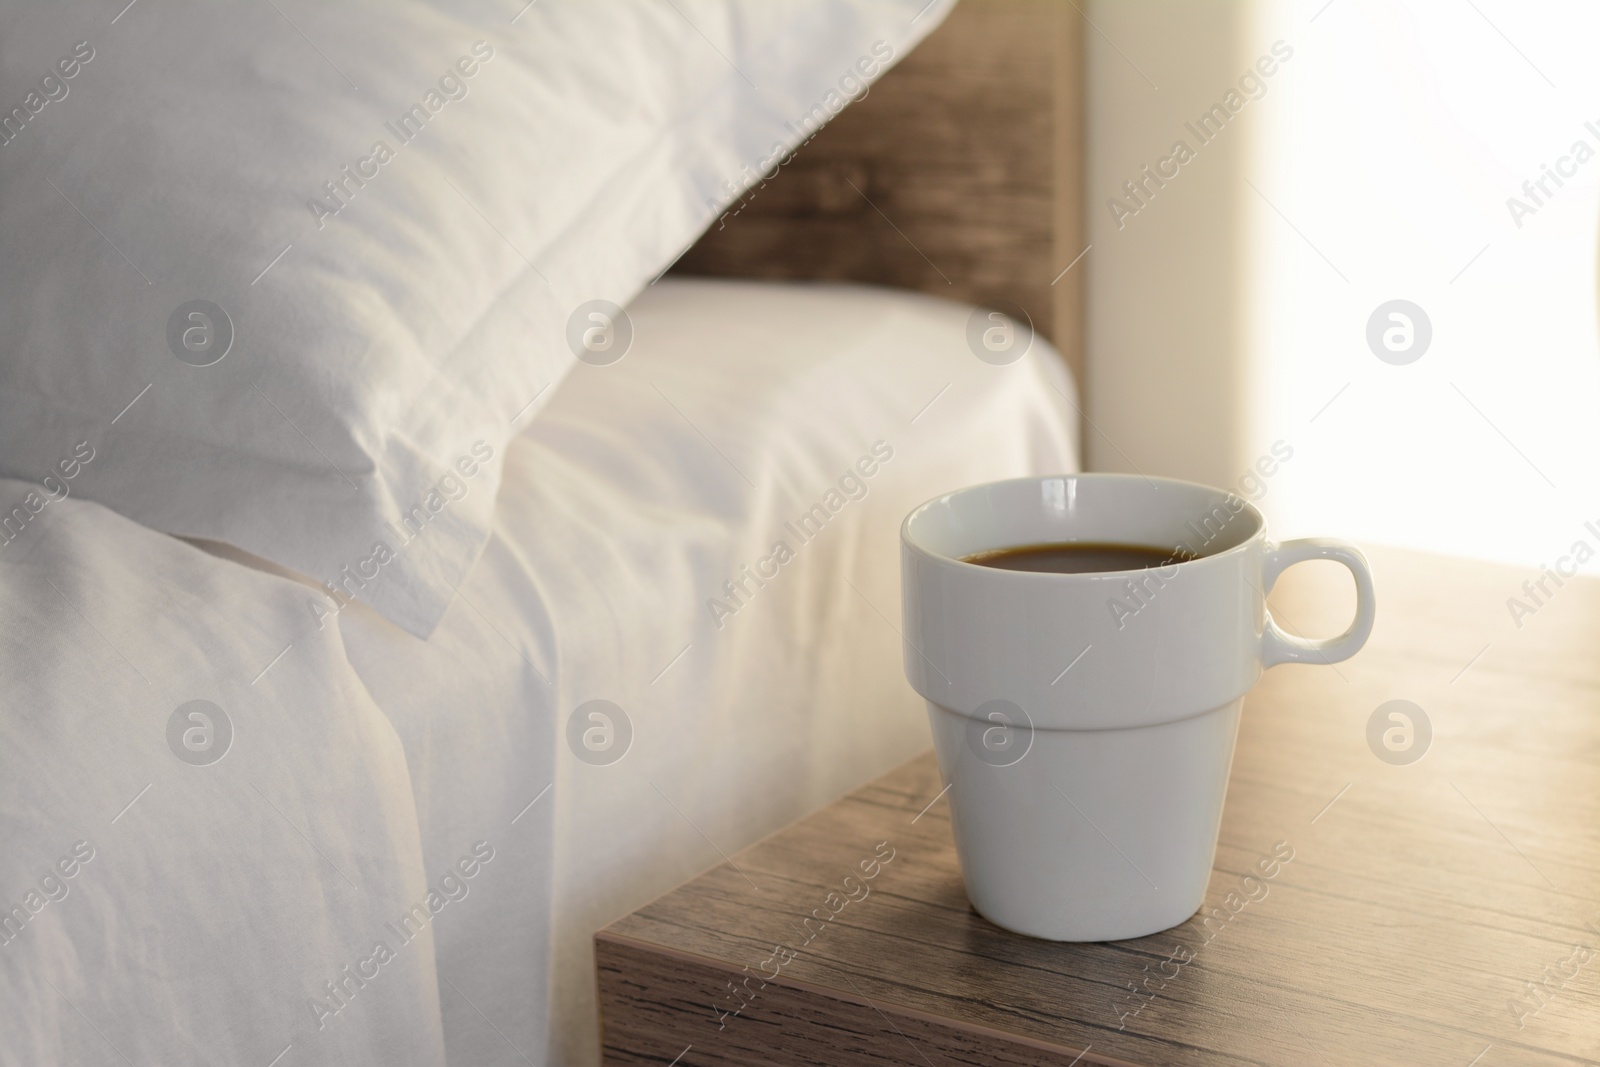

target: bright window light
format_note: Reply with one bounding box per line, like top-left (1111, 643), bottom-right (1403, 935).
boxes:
top-left (1248, 0), bottom-right (1600, 573)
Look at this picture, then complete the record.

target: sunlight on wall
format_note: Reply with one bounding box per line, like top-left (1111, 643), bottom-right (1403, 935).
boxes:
top-left (1247, 0), bottom-right (1600, 573)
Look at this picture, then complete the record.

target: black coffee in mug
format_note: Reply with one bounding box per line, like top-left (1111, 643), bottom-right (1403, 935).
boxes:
top-left (903, 474), bottom-right (1376, 941)
top-left (962, 541), bottom-right (1197, 574)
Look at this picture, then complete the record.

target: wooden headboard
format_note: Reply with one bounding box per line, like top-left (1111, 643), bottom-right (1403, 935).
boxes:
top-left (673, 0), bottom-right (1086, 391)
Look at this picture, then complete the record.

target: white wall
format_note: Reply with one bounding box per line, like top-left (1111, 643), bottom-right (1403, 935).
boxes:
top-left (1088, 0), bottom-right (1600, 573)
top-left (1085, 3), bottom-right (1255, 491)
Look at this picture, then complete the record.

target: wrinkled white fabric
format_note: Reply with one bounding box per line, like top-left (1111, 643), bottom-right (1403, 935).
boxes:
top-left (0, 278), bottom-right (1077, 1066)
top-left (0, 0), bottom-right (954, 637)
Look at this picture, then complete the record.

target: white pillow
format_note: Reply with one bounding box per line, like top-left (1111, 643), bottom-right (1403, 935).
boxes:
top-left (0, 0), bottom-right (953, 636)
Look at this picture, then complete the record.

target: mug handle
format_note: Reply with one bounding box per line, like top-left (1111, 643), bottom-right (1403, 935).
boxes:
top-left (1260, 538), bottom-right (1375, 668)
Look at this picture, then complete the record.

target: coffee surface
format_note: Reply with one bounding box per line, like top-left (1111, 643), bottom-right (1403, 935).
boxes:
top-left (962, 541), bottom-right (1195, 574)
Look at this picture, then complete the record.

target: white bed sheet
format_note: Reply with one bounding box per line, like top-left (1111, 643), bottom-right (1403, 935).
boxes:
top-left (356, 277), bottom-right (1082, 1065)
top-left (0, 278), bottom-right (1077, 1067)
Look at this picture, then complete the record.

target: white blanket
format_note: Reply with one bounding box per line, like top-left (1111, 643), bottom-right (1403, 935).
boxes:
top-left (0, 279), bottom-right (1078, 1066)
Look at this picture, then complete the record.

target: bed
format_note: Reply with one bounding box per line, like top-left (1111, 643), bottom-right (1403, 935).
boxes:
top-left (0, 2), bottom-right (1083, 1065)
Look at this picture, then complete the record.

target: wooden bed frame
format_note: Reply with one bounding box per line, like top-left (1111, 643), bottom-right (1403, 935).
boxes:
top-left (674, 0), bottom-right (1086, 394)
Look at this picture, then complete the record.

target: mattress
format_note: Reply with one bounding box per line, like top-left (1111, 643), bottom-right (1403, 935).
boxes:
top-left (0, 278), bottom-right (1078, 1067)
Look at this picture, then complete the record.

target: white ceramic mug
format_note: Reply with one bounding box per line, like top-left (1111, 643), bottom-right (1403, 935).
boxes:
top-left (900, 474), bottom-right (1374, 941)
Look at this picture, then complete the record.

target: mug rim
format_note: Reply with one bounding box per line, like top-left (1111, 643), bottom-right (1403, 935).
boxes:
top-left (900, 473), bottom-right (1267, 579)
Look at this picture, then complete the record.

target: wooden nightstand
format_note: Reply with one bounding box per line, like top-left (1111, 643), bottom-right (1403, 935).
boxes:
top-left (597, 546), bottom-right (1600, 1065)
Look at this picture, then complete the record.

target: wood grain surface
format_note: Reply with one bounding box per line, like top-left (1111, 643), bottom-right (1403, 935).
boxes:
top-left (598, 546), bottom-right (1600, 1066)
top-left (672, 0), bottom-right (1086, 393)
